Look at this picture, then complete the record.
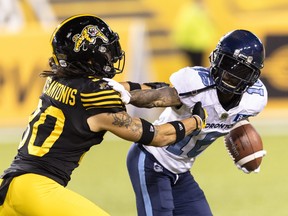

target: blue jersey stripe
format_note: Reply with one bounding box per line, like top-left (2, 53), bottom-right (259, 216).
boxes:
top-left (138, 152), bottom-right (153, 216)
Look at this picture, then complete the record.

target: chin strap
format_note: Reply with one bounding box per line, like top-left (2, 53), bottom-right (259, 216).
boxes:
top-left (179, 84), bottom-right (216, 97)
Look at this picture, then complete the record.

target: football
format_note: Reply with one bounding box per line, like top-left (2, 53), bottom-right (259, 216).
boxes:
top-left (224, 120), bottom-right (266, 173)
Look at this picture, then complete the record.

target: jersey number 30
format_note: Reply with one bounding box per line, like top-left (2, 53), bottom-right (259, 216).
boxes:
top-left (18, 99), bottom-right (65, 157)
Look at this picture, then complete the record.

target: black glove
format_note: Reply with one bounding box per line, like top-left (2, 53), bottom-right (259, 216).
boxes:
top-left (191, 102), bottom-right (207, 129)
top-left (143, 82), bottom-right (170, 89)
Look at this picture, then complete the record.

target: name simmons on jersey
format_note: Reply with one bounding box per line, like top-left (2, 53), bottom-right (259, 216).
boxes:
top-left (43, 77), bottom-right (77, 106)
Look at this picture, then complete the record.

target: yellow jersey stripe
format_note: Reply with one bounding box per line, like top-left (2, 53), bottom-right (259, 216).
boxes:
top-left (81, 94), bottom-right (120, 103)
top-left (80, 90), bottom-right (116, 98)
top-left (83, 100), bottom-right (123, 107)
top-left (86, 105), bottom-right (124, 110)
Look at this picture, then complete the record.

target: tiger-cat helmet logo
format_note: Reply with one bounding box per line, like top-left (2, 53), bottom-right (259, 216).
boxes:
top-left (72, 25), bottom-right (109, 52)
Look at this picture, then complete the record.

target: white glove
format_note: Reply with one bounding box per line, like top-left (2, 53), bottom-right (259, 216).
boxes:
top-left (236, 164), bottom-right (253, 174)
top-left (236, 150), bottom-right (267, 174)
top-left (236, 164), bottom-right (261, 174)
top-left (103, 78), bottom-right (131, 104)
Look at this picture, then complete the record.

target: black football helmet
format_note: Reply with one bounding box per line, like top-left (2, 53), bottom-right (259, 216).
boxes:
top-left (50, 14), bottom-right (125, 78)
top-left (209, 29), bottom-right (265, 94)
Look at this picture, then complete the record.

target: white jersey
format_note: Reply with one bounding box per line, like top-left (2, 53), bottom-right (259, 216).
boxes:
top-left (143, 66), bottom-right (268, 174)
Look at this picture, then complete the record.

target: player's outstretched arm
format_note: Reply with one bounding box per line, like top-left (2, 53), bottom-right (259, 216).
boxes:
top-left (116, 80), bottom-right (170, 91)
top-left (87, 102), bottom-right (205, 147)
top-left (129, 87), bottom-right (181, 108)
top-left (103, 78), bottom-right (176, 107)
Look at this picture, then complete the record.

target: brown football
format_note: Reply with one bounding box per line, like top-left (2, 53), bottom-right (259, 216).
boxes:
top-left (224, 120), bottom-right (266, 172)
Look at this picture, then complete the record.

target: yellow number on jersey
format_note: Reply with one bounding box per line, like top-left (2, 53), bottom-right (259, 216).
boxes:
top-left (19, 99), bottom-right (65, 157)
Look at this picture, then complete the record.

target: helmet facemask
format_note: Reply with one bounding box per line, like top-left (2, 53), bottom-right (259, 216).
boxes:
top-left (210, 50), bottom-right (260, 94)
top-left (96, 34), bottom-right (125, 78)
top-left (84, 34), bottom-right (125, 78)
top-left (209, 29), bottom-right (264, 95)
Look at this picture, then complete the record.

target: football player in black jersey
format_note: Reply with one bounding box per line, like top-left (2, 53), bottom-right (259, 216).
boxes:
top-left (0, 14), bottom-right (206, 216)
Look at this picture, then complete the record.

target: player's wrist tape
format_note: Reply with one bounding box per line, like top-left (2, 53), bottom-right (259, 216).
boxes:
top-left (138, 118), bottom-right (155, 145)
top-left (191, 115), bottom-right (201, 131)
top-left (168, 121), bottom-right (186, 143)
top-left (127, 81), bottom-right (141, 91)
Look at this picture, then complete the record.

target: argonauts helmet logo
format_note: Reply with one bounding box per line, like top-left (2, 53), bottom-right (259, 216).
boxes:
top-left (72, 25), bottom-right (109, 52)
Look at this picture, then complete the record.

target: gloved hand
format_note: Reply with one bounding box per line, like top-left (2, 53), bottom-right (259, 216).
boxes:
top-left (236, 164), bottom-right (260, 174)
top-left (236, 150), bottom-right (267, 174)
top-left (103, 78), bottom-right (131, 104)
top-left (191, 102), bottom-right (207, 130)
top-left (143, 82), bottom-right (170, 89)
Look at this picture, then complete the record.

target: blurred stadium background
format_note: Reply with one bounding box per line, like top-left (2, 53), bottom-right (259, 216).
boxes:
top-left (0, 0), bottom-right (288, 215)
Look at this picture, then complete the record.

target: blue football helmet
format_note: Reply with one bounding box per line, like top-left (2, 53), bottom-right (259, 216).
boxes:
top-left (50, 14), bottom-right (125, 78)
top-left (209, 29), bottom-right (265, 94)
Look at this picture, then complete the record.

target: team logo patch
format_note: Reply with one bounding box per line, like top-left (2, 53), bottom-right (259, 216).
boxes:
top-left (100, 82), bottom-right (109, 90)
top-left (233, 114), bottom-right (251, 122)
top-left (72, 25), bottom-right (109, 52)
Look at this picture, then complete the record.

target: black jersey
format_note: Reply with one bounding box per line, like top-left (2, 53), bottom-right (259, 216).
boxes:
top-left (1, 76), bottom-right (126, 186)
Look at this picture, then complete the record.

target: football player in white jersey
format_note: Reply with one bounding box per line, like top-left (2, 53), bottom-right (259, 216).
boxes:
top-left (107, 29), bottom-right (268, 216)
